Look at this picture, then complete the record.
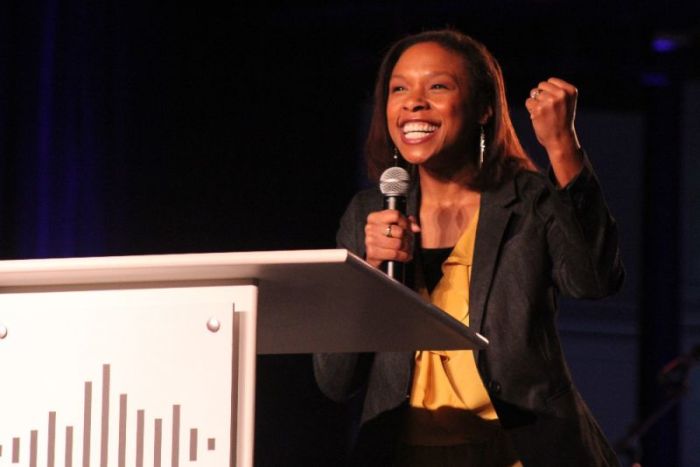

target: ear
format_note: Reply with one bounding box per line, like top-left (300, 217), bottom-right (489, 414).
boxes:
top-left (478, 106), bottom-right (494, 125)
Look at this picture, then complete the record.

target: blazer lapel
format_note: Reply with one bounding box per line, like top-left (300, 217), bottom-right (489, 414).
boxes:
top-left (469, 178), bottom-right (517, 360)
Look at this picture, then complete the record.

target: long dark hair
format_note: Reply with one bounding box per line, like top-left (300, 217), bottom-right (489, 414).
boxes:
top-left (365, 29), bottom-right (535, 190)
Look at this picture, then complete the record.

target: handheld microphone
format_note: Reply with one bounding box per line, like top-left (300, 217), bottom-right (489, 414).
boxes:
top-left (379, 166), bottom-right (411, 283)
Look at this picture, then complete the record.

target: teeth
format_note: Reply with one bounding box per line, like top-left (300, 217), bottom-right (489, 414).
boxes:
top-left (404, 132), bottom-right (428, 141)
top-left (402, 122), bottom-right (438, 134)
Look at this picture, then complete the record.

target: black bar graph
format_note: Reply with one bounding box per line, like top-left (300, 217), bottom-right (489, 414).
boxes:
top-left (83, 382), bottom-right (91, 467)
top-left (189, 429), bottom-right (197, 461)
top-left (118, 395), bottom-right (127, 467)
top-left (136, 410), bottom-right (144, 467)
top-left (172, 405), bottom-right (180, 467)
top-left (153, 419), bottom-right (162, 467)
top-left (65, 426), bottom-right (74, 467)
top-left (29, 430), bottom-right (37, 467)
top-left (0, 363), bottom-right (219, 466)
top-left (100, 365), bottom-right (109, 467)
top-left (47, 412), bottom-right (56, 467)
top-left (12, 437), bottom-right (19, 462)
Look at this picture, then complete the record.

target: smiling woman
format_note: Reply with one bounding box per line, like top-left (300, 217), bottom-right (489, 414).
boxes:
top-left (314, 29), bottom-right (624, 467)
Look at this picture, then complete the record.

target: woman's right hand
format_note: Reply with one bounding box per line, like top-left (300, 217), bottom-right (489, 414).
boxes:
top-left (364, 210), bottom-right (421, 268)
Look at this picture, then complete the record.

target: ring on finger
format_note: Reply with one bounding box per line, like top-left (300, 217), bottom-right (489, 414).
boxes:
top-left (530, 88), bottom-right (543, 99)
top-left (384, 225), bottom-right (394, 238)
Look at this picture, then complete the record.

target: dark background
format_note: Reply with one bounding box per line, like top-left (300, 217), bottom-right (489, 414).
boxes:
top-left (2, 1), bottom-right (699, 465)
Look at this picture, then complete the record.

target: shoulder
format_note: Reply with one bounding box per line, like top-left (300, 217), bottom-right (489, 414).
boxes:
top-left (483, 168), bottom-right (554, 207)
top-left (342, 187), bottom-right (384, 221)
top-left (512, 168), bottom-right (554, 199)
top-left (336, 187), bottom-right (383, 253)
top-left (481, 168), bottom-right (566, 227)
top-left (349, 186), bottom-right (383, 208)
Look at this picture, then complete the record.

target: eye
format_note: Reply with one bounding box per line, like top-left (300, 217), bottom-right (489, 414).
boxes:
top-left (390, 85), bottom-right (406, 93)
top-left (430, 83), bottom-right (449, 90)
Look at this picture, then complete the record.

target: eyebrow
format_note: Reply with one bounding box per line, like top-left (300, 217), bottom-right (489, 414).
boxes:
top-left (389, 71), bottom-right (458, 80)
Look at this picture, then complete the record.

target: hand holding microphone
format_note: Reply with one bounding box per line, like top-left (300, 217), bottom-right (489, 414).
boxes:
top-left (364, 166), bottom-right (420, 283)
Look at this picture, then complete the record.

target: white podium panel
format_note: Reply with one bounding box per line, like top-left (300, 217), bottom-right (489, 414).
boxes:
top-left (0, 284), bottom-right (255, 467)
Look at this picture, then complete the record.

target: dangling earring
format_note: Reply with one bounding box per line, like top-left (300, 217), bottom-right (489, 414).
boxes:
top-left (393, 146), bottom-right (416, 177)
top-left (479, 126), bottom-right (486, 168)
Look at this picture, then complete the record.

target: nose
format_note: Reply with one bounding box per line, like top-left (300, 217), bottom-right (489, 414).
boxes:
top-left (403, 90), bottom-right (428, 112)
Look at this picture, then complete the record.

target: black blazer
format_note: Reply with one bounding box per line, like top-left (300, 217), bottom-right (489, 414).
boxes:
top-left (314, 156), bottom-right (624, 466)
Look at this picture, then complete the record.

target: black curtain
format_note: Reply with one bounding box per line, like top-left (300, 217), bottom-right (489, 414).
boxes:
top-left (0, 2), bottom-right (364, 261)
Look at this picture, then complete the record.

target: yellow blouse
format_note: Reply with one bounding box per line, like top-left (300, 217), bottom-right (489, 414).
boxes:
top-left (404, 208), bottom-right (500, 446)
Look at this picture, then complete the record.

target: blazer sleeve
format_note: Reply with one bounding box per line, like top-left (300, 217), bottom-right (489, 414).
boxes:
top-left (313, 191), bottom-right (376, 402)
top-left (544, 153), bottom-right (625, 299)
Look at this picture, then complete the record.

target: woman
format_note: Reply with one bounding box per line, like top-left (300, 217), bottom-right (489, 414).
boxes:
top-left (314, 29), bottom-right (624, 466)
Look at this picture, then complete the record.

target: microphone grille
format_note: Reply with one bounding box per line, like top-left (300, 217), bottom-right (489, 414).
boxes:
top-left (379, 166), bottom-right (410, 197)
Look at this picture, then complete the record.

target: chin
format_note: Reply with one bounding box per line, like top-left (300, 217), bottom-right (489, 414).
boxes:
top-left (399, 148), bottom-right (436, 165)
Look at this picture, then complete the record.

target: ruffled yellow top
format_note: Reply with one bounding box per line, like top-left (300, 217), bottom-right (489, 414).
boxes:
top-left (404, 208), bottom-right (500, 446)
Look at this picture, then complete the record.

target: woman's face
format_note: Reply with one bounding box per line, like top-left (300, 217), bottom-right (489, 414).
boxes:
top-left (386, 42), bottom-right (474, 170)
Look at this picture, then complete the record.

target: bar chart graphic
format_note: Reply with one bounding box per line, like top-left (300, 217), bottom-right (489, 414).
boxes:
top-left (0, 285), bottom-right (237, 466)
top-left (0, 364), bottom-right (219, 466)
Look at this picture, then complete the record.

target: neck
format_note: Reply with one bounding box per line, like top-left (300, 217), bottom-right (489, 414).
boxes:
top-left (417, 164), bottom-right (481, 249)
top-left (418, 164), bottom-right (479, 204)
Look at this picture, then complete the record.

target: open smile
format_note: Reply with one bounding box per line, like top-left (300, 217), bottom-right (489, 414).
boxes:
top-left (400, 121), bottom-right (440, 143)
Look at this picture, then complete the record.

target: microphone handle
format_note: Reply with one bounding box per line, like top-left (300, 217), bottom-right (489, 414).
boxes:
top-left (383, 195), bottom-right (407, 283)
top-left (384, 195), bottom-right (406, 212)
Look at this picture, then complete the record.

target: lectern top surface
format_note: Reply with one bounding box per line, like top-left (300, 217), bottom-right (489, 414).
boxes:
top-left (0, 249), bottom-right (349, 287)
top-left (0, 249), bottom-right (488, 353)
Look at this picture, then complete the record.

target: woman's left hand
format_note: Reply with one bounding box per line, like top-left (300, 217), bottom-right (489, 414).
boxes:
top-left (525, 77), bottom-right (583, 187)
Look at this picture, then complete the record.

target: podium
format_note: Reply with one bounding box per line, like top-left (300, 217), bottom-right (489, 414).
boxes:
top-left (0, 249), bottom-right (487, 467)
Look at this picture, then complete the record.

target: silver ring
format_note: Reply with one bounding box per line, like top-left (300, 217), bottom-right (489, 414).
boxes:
top-left (384, 225), bottom-right (393, 238)
top-left (530, 89), bottom-right (542, 99)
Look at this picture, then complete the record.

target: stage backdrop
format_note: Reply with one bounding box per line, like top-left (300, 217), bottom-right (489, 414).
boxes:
top-left (1, 2), bottom-right (698, 466)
